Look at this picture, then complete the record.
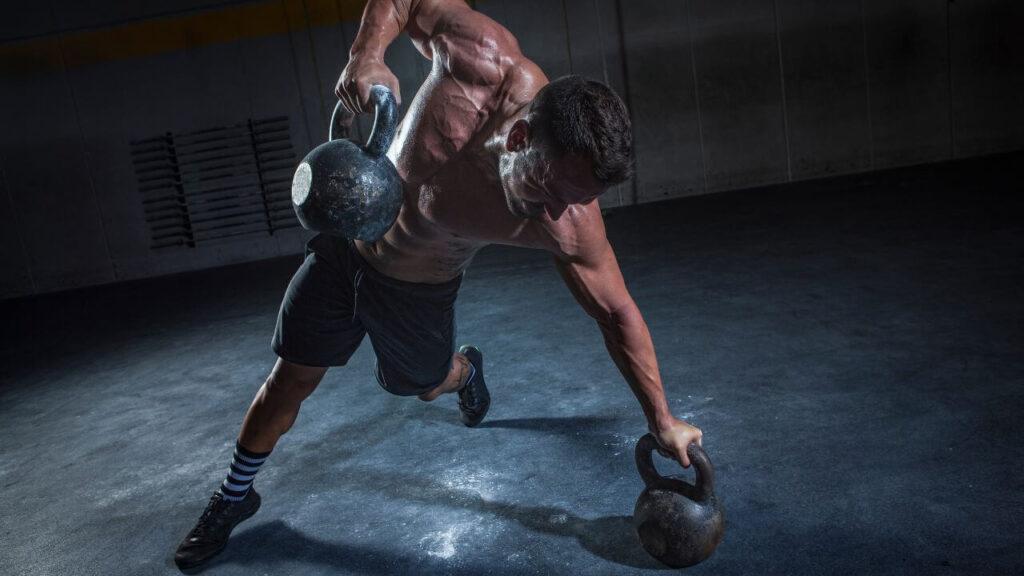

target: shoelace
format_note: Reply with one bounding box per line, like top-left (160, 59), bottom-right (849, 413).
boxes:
top-left (193, 495), bottom-right (230, 535)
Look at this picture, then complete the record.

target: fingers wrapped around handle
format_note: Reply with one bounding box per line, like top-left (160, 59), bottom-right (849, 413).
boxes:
top-left (635, 433), bottom-right (715, 502)
top-left (364, 84), bottom-right (398, 158)
top-left (329, 100), bottom-right (355, 141)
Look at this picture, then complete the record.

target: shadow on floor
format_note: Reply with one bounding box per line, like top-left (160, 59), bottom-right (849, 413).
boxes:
top-left (265, 414), bottom-right (664, 569)
top-left (191, 510), bottom-right (666, 574)
top-left (194, 520), bottom-right (525, 575)
top-left (306, 463), bottom-right (668, 570)
top-left (476, 415), bottom-right (624, 433)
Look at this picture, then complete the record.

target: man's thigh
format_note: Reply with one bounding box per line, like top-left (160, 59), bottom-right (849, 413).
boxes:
top-left (271, 234), bottom-right (366, 368)
top-left (355, 274), bottom-right (462, 396)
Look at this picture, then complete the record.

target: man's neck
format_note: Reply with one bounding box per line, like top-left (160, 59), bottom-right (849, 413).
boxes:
top-left (484, 104), bottom-right (529, 162)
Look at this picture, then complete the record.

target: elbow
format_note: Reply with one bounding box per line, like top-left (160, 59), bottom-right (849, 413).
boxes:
top-left (593, 299), bottom-right (639, 331)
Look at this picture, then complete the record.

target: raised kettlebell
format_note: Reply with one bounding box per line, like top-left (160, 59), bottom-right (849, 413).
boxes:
top-left (634, 433), bottom-right (725, 568)
top-left (291, 84), bottom-right (402, 242)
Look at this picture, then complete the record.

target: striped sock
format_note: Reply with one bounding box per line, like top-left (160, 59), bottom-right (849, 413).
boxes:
top-left (218, 441), bottom-right (271, 502)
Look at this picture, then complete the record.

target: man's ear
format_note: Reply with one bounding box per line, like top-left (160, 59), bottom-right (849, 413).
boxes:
top-left (505, 119), bottom-right (529, 152)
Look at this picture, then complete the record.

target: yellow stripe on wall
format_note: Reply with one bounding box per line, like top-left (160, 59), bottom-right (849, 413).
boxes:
top-left (0, 0), bottom-right (368, 75)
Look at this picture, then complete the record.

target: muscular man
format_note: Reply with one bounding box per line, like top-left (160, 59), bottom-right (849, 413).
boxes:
top-left (174, 0), bottom-right (703, 569)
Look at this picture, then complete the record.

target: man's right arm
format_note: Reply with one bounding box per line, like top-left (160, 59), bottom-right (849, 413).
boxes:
top-left (336, 0), bottom-right (469, 113)
top-left (337, 0), bottom-right (515, 188)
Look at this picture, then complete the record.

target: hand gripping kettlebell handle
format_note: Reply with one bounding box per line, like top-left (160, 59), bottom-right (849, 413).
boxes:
top-left (635, 433), bottom-right (715, 502)
top-left (328, 84), bottom-right (399, 158)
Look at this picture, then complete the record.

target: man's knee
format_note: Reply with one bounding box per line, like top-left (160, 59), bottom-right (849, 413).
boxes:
top-left (266, 358), bottom-right (328, 401)
top-left (416, 356), bottom-right (466, 402)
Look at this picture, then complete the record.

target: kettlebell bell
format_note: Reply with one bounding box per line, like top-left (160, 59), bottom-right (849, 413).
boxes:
top-left (633, 433), bottom-right (725, 568)
top-left (291, 84), bottom-right (403, 242)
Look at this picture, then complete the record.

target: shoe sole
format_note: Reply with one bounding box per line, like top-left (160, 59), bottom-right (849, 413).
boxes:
top-left (458, 345), bottom-right (489, 427)
top-left (174, 497), bottom-right (261, 571)
top-left (460, 400), bottom-right (490, 427)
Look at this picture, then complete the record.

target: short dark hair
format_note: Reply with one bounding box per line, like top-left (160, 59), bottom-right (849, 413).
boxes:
top-left (529, 75), bottom-right (634, 185)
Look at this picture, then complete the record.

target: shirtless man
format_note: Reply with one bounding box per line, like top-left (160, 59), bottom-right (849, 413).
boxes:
top-left (174, 0), bottom-right (703, 570)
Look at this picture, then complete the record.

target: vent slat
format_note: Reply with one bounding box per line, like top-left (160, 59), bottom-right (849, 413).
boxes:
top-left (193, 220), bottom-right (270, 237)
top-left (177, 149), bottom-right (257, 165)
top-left (144, 207), bottom-right (190, 219)
top-left (131, 150), bottom-right (174, 163)
top-left (129, 134), bottom-right (173, 147)
top-left (134, 165), bottom-right (178, 178)
top-left (178, 163), bottom-right (260, 180)
top-left (143, 181), bottom-right (259, 202)
top-left (180, 183), bottom-right (260, 200)
top-left (258, 160), bottom-right (297, 172)
top-left (157, 167), bottom-right (265, 187)
top-left (150, 222), bottom-right (192, 234)
top-left (176, 139), bottom-right (255, 158)
top-left (254, 142), bottom-right (294, 153)
top-left (191, 208), bottom-right (271, 226)
top-left (189, 198), bottom-right (268, 215)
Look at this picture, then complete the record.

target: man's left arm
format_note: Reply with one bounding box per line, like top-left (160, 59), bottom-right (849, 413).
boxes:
top-left (551, 213), bottom-right (703, 467)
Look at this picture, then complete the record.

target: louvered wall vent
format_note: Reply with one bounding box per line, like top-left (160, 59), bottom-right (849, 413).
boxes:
top-left (131, 116), bottom-right (300, 249)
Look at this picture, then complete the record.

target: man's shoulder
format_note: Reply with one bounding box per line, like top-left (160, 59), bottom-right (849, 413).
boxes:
top-left (543, 202), bottom-right (610, 263)
top-left (431, 10), bottom-right (544, 93)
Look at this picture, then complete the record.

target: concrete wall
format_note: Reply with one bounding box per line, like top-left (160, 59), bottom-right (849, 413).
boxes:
top-left (1, 0), bottom-right (1021, 299)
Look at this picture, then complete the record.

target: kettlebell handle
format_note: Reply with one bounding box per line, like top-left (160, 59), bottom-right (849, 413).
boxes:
top-left (635, 433), bottom-right (715, 502)
top-left (328, 84), bottom-right (399, 158)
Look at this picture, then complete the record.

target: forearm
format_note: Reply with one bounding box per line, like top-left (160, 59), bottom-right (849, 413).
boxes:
top-left (597, 304), bottom-right (674, 432)
top-left (350, 0), bottom-right (415, 59)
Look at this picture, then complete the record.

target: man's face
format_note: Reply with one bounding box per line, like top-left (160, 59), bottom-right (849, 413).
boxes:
top-left (499, 120), bottom-right (605, 220)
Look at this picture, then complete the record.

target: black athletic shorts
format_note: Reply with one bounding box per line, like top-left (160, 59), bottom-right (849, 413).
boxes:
top-left (271, 233), bottom-right (463, 396)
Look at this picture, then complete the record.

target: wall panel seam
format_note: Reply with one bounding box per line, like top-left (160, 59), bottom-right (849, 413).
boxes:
top-left (590, 0), bottom-right (622, 206)
top-left (859, 0), bottom-right (874, 170)
top-left (946, 0), bottom-right (955, 158)
top-left (686, 0), bottom-right (708, 193)
top-left (335, 0), bottom-right (365, 142)
top-left (561, 0), bottom-right (574, 73)
top-left (772, 0), bottom-right (792, 182)
top-left (54, 30), bottom-right (117, 280)
top-left (302, 0), bottom-right (329, 127)
top-left (282, 0), bottom-right (317, 150)
top-left (613, 0), bottom-right (638, 204)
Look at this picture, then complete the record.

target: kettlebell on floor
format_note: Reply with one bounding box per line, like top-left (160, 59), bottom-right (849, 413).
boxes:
top-left (633, 433), bottom-right (725, 568)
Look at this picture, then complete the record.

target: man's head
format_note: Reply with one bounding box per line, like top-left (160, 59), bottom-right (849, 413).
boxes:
top-left (499, 75), bottom-right (633, 220)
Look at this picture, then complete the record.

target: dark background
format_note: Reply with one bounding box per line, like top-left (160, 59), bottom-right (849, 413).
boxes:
top-left (1, 0), bottom-right (1021, 297)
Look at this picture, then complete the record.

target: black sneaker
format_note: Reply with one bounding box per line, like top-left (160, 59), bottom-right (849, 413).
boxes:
top-left (457, 345), bottom-right (490, 427)
top-left (174, 488), bottom-right (261, 570)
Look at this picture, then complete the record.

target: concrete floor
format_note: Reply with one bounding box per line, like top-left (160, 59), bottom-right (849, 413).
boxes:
top-left (1, 152), bottom-right (1022, 575)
